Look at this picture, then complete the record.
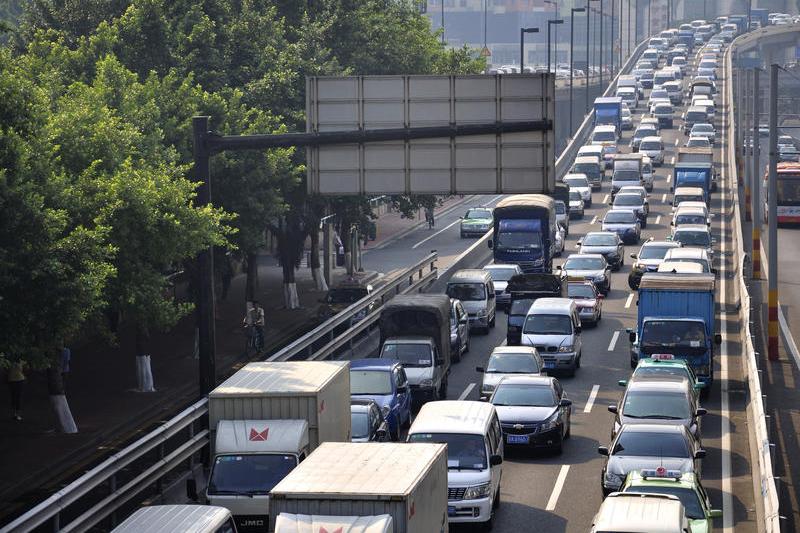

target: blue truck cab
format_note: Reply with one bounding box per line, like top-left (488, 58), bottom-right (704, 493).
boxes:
top-left (677, 31), bottom-right (695, 50)
top-left (490, 195), bottom-right (556, 273)
top-left (626, 273), bottom-right (721, 386)
top-left (673, 162), bottom-right (713, 201)
top-left (594, 97), bottom-right (623, 137)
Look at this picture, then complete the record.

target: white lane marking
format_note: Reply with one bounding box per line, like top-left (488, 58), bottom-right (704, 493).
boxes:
top-left (778, 308), bottom-right (800, 368)
top-left (411, 218), bottom-right (462, 249)
top-left (671, 156), bottom-right (676, 165)
top-left (546, 465), bottom-right (570, 511)
top-left (590, 215), bottom-right (598, 225)
top-left (674, 138), bottom-right (680, 146)
top-left (661, 193), bottom-right (668, 203)
top-left (667, 173), bottom-right (672, 183)
top-left (458, 383), bottom-right (476, 401)
top-left (607, 331), bottom-right (620, 351)
top-left (624, 293), bottom-right (634, 308)
top-left (602, 194), bottom-right (609, 204)
top-left (583, 385), bottom-right (600, 413)
top-left (655, 215), bottom-right (661, 225)
top-left (483, 194), bottom-right (504, 207)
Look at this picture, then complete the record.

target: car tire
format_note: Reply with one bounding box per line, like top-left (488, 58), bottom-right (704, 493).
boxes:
top-left (641, 219), bottom-right (647, 229)
top-left (439, 377), bottom-right (448, 400)
top-left (576, 353), bottom-right (581, 369)
top-left (493, 487), bottom-right (501, 509)
top-left (452, 342), bottom-right (462, 363)
top-left (489, 313), bottom-right (496, 328)
top-left (390, 422), bottom-right (400, 442)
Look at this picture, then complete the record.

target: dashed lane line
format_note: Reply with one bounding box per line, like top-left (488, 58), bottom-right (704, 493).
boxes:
top-left (655, 215), bottom-right (661, 225)
top-left (545, 465), bottom-right (571, 511)
top-left (583, 385), bottom-right (600, 413)
top-left (607, 331), bottom-right (620, 351)
top-left (590, 215), bottom-right (598, 225)
top-left (624, 293), bottom-right (634, 308)
top-left (662, 193), bottom-right (668, 203)
top-left (458, 383), bottom-right (476, 401)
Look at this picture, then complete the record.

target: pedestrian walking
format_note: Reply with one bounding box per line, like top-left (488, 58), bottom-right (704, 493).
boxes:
top-left (8, 360), bottom-right (26, 421)
top-left (60, 346), bottom-right (71, 391)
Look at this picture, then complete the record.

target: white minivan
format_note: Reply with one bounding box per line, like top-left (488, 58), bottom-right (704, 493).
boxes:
top-left (521, 298), bottom-right (583, 376)
top-left (590, 493), bottom-right (690, 533)
top-left (112, 505), bottom-right (238, 533)
top-left (446, 269), bottom-right (497, 333)
top-left (407, 400), bottom-right (503, 529)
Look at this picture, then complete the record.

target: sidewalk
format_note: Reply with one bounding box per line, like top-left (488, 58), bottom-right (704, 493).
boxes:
top-left (0, 194), bottom-right (474, 522)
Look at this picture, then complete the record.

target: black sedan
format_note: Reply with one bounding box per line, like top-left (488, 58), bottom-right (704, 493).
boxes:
top-left (490, 375), bottom-right (572, 454)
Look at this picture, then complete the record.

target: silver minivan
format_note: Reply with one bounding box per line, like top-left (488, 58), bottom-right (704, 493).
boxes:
top-left (446, 269), bottom-right (497, 334)
top-left (521, 298), bottom-right (583, 376)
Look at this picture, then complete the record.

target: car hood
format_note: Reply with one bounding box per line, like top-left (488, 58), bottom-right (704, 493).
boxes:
top-left (569, 200), bottom-right (583, 208)
top-left (447, 468), bottom-right (491, 485)
top-left (581, 245), bottom-right (619, 255)
top-left (493, 281), bottom-right (509, 292)
top-left (351, 393), bottom-right (393, 411)
top-left (603, 222), bottom-right (637, 231)
top-left (620, 415), bottom-right (693, 430)
top-left (482, 371), bottom-right (541, 389)
top-left (495, 405), bottom-right (558, 423)
top-left (613, 205), bottom-right (645, 212)
top-left (462, 218), bottom-right (492, 226)
top-left (564, 268), bottom-right (605, 278)
top-left (607, 455), bottom-right (695, 477)
top-left (571, 186), bottom-right (590, 195)
top-left (522, 333), bottom-right (571, 347)
top-left (572, 297), bottom-right (598, 308)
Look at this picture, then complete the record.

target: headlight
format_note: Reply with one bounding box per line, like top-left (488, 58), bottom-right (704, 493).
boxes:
top-left (604, 472), bottom-right (624, 488)
top-left (540, 411), bottom-right (560, 431)
top-left (477, 307), bottom-right (487, 317)
top-left (463, 482), bottom-right (492, 500)
top-left (558, 345), bottom-right (574, 353)
top-left (382, 405), bottom-right (391, 417)
top-left (450, 333), bottom-right (458, 343)
top-left (532, 258), bottom-right (544, 266)
top-left (594, 274), bottom-right (606, 282)
top-left (482, 384), bottom-right (495, 393)
top-left (419, 379), bottom-right (434, 387)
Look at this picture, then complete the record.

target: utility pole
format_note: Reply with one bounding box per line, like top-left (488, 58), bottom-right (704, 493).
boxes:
top-left (610, 0), bottom-right (615, 75)
top-left (736, 62), bottom-right (744, 186)
top-left (752, 68), bottom-right (762, 279)
top-left (768, 63), bottom-right (779, 361)
top-left (745, 69), bottom-right (752, 222)
top-left (599, 0), bottom-right (604, 88)
top-left (570, 7), bottom-right (586, 136)
top-left (441, 0), bottom-right (445, 45)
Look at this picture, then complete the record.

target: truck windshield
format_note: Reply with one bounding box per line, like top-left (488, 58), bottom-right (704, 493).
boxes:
top-left (674, 231), bottom-right (711, 247)
top-left (523, 314), bottom-right (572, 335)
top-left (674, 194), bottom-right (705, 204)
top-left (486, 267), bottom-right (518, 281)
top-left (350, 370), bottom-right (393, 395)
top-left (208, 454), bottom-right (298, 495)
top-left (408, 433), bottom-right (487, 470)
top-left (639, 245), bottom-right (674, 259)
top-left (447, 283), bottom-right (486, 301)
top-left (614, 170), bottom-right (640, 182)
top-left (496, 231), bottom-right (542, 249)
top-left (641, 320), bottom-right (707, 349)
top-left (622, 390), bottom-right (691, 419)
top-left (612, 430), bottom-right (690, 458)
top-left (381, 343), bottom-right (431, 367)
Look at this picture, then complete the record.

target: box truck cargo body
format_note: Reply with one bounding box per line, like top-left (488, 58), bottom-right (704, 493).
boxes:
top-left (269, 442), bottom-right (448, 533)
top-left (274, 514), bottom-right (393, 533)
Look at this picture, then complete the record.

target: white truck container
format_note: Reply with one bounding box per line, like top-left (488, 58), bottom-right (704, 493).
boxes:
top-left (269, 442), bottom-right (449, 533)
top-left (274, 514), bottom-right (393, 533)
top-left (204, 361), bottom-right (351, 532)
top-left (112, 505), bottom-right (237, 533)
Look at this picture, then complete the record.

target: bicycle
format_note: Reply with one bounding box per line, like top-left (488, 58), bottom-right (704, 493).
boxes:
top-left (243, 324), bottom-right (264, 356)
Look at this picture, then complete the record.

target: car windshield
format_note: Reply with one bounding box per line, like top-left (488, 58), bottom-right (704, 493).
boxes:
top-left (642, 320), bottom-right (707, 348)
top-left (327, 288), bottom-right (368, 304)
top-left (573, 163), bottom-right (599, 175)
top-left (351, 411), bottom-right (371, 439)
top-left (510, 298), bottom-right (534, 316)
top-left (466, 208), bottom-right (492, 220)
top-left (640, 141), bottom-right (661, 151)
top-left (350, 370), bottom-right (393, 395)
top-left (624, 486), bottom-right (705, 519)
top-left (523, 313), bottom-right (573, 335)
top-left (565, 177), bottom-right (589, 188)
top-left (408, 432), bottom-right (487, 470)
top-left (614, 170), bottom-right (640, 182)
top-left (447, 283), bottom-right (486, 301)
top-left (675, 194), bottom-right (705, 204)
top-left (569, 191), bottom-right (582, 201)
top-left (651, 90), bottom-right (668, 98)
top-left (593, 130), bottom-right (616, 142)
top-left (640, 245), bottom-right (674, 259)
top-left (605, 212), bottom-right (636, 223)
top-left (674, 230), bottom-right (711, 247)
top-left (604, 145), bottom-right (618, 155)
top-left (636, 366), bottom-right (692, 381)
top-left (584, 234), bottom-right (618, 246)
top-left (676, 214), bottom-right (707, 225)
top-left (612, 429), bottom-right (690, 457)
top-left (635, 129), bottom-right (655, 139)
top-left (568, 284), bottom-right (596, 298)
top-left (615, 195), bottom-right (642, 206)
top-left (654, 105), bottom-right (672, 114)
top-left (486, 267), bottom-right (517, 282)
top-left (693, 124), bottom-right (713, 133)
top-left (622, 390), bottom-right (692, 419)
top-left (687, 138), bottom-right (709, 147)
top-left (686, 111), bottom-right (707, 122)
top-left (380, 343), bottom-right (431, 368)
top-left (486, 353), bottom-right (540, 374)
top-left (497, 231), bottom-right (542, 249)
top-left (208, 454), bottom-right (298, 495)
top-left (491, 384), bottom-right (556, 407)
top-left (565, 257), bottom-right (605, 270)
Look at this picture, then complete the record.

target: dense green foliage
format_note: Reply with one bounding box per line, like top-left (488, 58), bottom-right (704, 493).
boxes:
top-left (0, 0), bottom-right (484, 366)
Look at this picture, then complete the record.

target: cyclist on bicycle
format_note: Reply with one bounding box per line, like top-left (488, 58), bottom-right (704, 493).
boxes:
top-left (243, 300), bottom-right (265, 354)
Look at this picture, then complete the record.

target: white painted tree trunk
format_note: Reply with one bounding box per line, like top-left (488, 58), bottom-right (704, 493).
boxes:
top-left (135, 354), bottom-right (156, 392)
top-left (283, 282), bottom-right (300, 309)
top-left (313, 267), bottom-right (328, 292)
top-left (49, 395), bottom-right (78, 433)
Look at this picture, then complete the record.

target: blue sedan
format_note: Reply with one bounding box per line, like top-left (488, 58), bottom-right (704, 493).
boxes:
top-left (350, 359), bottom-right (412, 441)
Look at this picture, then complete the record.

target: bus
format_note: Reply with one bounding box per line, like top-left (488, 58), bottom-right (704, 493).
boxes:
top-left (764, 162), bottom-right (800, 223)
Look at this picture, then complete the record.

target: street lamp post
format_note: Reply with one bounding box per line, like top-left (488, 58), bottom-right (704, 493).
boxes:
top-left (544, 0), bottom-right (560, 65)
top-left (441, 0), bottom-right (445, 45)
top-left (586, 0), bottom-right (599, 113)
top-left (548, 19), bottom-right (565, 75)
top-left (610, 0), bottom-right (615, 75)
top-left (520, 27), bottom-right (540, 72)
top-left (570, 7), bottom-right (586, 135)
top-left (599, 0), bottom-right (604, 87)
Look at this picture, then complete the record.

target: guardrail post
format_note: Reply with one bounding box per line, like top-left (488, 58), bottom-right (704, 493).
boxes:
top-left (109, 474), bottom-right (117, 527)
top-left (51, 512), bottom-right (60, 532)
top-left (156, 442), bottom-right (165, 497)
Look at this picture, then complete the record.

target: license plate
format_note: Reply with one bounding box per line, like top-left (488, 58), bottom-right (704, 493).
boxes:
top-left (507, 434), bottom-right (530, 444)
top-left (448, 506), bottom-right (456, 516)
top-left (544, 361), bottom-right (556, 369)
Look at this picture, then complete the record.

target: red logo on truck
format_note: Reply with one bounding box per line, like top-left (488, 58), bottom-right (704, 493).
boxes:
top-left (319, 528), bottom-right (343, 533)
top-left (249, 427), bottom-right (269, 441)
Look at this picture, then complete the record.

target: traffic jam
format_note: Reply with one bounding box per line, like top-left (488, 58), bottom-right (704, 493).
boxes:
top-left (112, 18), bottom-right (737, 533)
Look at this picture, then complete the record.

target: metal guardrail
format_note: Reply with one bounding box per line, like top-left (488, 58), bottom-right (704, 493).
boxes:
top-left (0, 254), bottom-right (438, 533)
top-left (726, 31), bottom-right (782, 532)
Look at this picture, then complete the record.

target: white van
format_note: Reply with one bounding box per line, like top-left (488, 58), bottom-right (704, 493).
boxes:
top-left (112, 505), bottom-right (238, 533)
top-left (590, 493), bottom-right (690, 533)
top-left (446, 269), bottom-right (497, 333)
top-left (407, 400), bottom-right (503, 528)
top-left (592, 124), bottom-right (618, 145)
top-left (616, 86), bottom-right (638, 109)
top-left (641, 156), bottom-right (655, 191)
top-left (521, 298), bottom-right (582, 376)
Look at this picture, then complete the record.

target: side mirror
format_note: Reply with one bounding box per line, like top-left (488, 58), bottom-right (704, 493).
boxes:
top-left (670, 186), bottom-right (674, 192)
top-left (376, 423), bottom-right (388, 441)
top-left (695, 448), bottom-right (707, 459)
top-left (693, 382), bottom-right (706, 391)
top-left (708, 509), bottom-right (723, 518)
top-left (577, 240), bottom-right (583, 246)
top-left (560, 398), bottom-right (573, 407)
top-left (607, 405), bottom-right (618, 414)
top-left (556, 265), bottom-right (563, 270)
top-left (575, 326), bottom-right (582, 333)
top-left (618, 380), bottom-right (627, 387)
top-left (435, 358), bottom-right (445, 366)
top-left (479, 395), bottom-right (489, 402)
top-left (489, 454), bottom-right (503, 466)
top-left (459, 317), bottom-right (468, 325)
top-left (696, 407), bottom-right (708, 417)
top-left (711, 267), bottom-right (717, 275)
top-left (629, 331), bottom-right (637, 343)
top-left (630, 253), bottom-right (637, 259)
top-left (597, 445), bottom-right (610, 456)
top-left (714, 333), bottom-right (722, 345)
top-left (597, 293), bottom-right (605, 299)
top-left (186, 479), bottom-right (198, 502)
top-left (488, 239), bottom-right (494, 250)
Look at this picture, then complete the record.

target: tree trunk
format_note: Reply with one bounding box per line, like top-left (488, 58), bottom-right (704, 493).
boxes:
top-left (309, 228), bottom-right (328, 291)
top-left (47, 366), bottom-right (77, 433)
top-left (245, 251), bottom-right (258, 302)
top-left (134, 325), bottom-right (156, 392)
top-left (282, 261), bottom-right (300, 309)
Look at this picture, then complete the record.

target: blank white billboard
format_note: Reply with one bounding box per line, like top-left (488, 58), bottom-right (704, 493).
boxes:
top-left (306, 74), bottom-right (555, 195)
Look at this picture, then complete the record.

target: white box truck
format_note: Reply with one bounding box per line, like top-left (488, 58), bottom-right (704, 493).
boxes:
top-left (274, 514), bottom-right (393, 533)
top-left (198, 361), bottom-right (351, 533)
top-left (269, 442), bottom-right (449, 533)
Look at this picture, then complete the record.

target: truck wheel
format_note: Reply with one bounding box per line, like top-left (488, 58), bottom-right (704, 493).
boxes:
top-left (452, 342), bottom-right (462, 363)
top-left (439, 378), bottom-right (448, 400)
top-left (489, 314), bottom-right (496, 328)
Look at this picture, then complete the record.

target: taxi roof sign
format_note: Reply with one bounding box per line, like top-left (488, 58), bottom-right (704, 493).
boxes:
top-left (641, 468), bottom-right (682, 480)
top-left (651, 353), bottom-right (675, 360)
